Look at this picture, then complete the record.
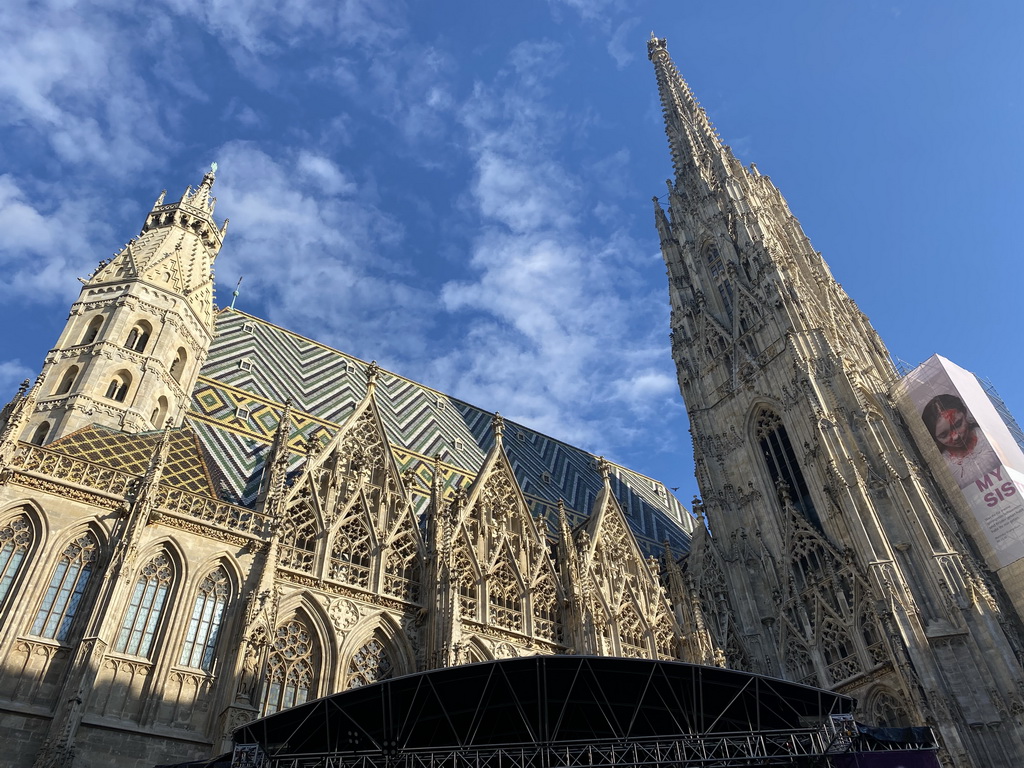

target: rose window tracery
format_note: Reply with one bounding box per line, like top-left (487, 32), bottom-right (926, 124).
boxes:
top-left (347, 638), bottom-right (393, 688)
top-left (263, 619), bottom-right (317, 715)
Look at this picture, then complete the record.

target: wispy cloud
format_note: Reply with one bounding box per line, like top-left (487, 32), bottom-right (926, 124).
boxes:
top-left (430, 39), bottom-right (676, 455)
top-left (0, 175), bottom-right (110, 303)
top-left (211, 142), bottom-right (436, 363)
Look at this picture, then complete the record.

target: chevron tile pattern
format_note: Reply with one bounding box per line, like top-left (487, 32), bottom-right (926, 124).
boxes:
top-left (189, 310), bottom-right (694, 555)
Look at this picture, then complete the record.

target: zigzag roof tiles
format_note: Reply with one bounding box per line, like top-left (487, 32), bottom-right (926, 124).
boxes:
top-left (189, 309), bottom-right (694, 556)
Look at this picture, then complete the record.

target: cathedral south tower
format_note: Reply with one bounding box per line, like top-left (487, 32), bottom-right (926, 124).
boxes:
top-left (19, 169), bottom-right (226, 445)
top-left (648, 35), bottom-right (1024, 767)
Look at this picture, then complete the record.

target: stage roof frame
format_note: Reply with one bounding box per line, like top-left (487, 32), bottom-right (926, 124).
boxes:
top-left (234, 656), bottom-right (855, 757)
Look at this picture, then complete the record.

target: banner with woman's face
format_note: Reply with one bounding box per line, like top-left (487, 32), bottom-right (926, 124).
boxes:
top-left (895, 355), bottom-right (1024, 569)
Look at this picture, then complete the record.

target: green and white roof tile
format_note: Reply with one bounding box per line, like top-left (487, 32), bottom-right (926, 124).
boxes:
top-left (189, 309), bottom-right (694, 556)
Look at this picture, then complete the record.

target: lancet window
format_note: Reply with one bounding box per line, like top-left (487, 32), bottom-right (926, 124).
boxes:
top-left (347, 638), bottom-right (393, 688)
top-left (124, 323), bottom-right (151, 353)
top-left (30, 422), bottom-right (50, 445)
top-left (55, 366), bottom-right (78, 396)
top-left (821, 619), bottom-right (862, 684)
top-left (179, 568), bottom-right (230, 671)
top-left (263, 619), bottom-right (318, 715)
top-left (785, 640), bottom-right (817, 686)
top-left (488, 561), bottom-right (524, 632)
top-left (105, 371), bottom-right (132, 403)
top-left (279, 501), bottom-right (318, 573)
top-left (328, 514), bottom-right (372, 589)
top-left (531, 579), bottom-right (560, 641)
top-left (754, 408), bottom-right (821, 528)
top-left (80, 315), bottom-right (103, 345)
top-left (382, 531), bottom-right (419, 602)
top-left (704, 243), bottom-right (732, 318)
top-left (31, 531), bottom-right (97, 642)
top-left (618, 604), bottom-right (647, 658)
top-left (115, 552), bottom-right (173, 657)
top-left (454, 547), bottom-right (478, 618)
top-left (0, 514), bottom-right (34, 608)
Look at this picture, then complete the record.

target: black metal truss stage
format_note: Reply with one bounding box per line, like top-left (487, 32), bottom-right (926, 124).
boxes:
top-left (230, 656), bottom-right (938, 768)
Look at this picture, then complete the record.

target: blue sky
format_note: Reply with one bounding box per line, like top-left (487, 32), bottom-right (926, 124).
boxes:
top-left (1, 1), bottom-right (1021, 510)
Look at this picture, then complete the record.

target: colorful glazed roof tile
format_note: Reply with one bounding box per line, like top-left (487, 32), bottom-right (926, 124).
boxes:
top-left (188, 309), bottom-right (695, 555)
top-left (47, 424), bottom-right (218, 495)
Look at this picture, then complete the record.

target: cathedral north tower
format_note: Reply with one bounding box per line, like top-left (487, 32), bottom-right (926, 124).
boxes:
top-left (20, 169), bottom-right (227, 444)
top-left (649, 35), bottom-right (1024, 767)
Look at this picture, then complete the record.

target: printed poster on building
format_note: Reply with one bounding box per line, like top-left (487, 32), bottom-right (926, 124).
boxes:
top-left (897, 355), bottom-right (1024, 569)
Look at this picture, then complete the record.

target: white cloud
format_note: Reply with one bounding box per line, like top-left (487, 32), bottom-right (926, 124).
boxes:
top-left (0, 175), bottom-right (109, 302)
top-left (211, 142), bottom-right (435, 362)
top-left (428, 40), bottom-right (673, 453)
top-left (0, 361), bottom-right (35, 399)
top-left (607, 18), bottom-right (639, 68)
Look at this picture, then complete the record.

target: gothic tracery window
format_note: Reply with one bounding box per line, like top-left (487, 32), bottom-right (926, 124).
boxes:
top-left (754, 408), bottom-right (821, 528)
top-left (329, 513), bottom-right (372, 589)
top-left (346, 638), bottom-right (393, 688)
top-left (179, 568), bottom-right (230, 671)
top-left (31, 531), bottom-right (97, 642)
top-left (704, 243), bottom-right (733, 318)
top-left (115, 552), bottom-right (173, 657)
top-left (618, 603), bottom-right (647, 658)
top-left (383, 531), bottom-right (420, 602)
top-left (821, 618), bottom-right (862, 684)
top-left (0, 514), bottom-right (33, 608)
top-left (278, 500), bottom-right (318, 573)
top-left (263, 619), bottom-right (318, 715)
top-left (488, 561), bottom-right (524, 632)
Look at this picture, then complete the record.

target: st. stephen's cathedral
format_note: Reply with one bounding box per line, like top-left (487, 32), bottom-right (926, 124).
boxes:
top-left (0, 37), bottom-right (1022, 768)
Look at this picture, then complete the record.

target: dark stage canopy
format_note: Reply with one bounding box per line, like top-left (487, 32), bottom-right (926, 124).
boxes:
top-left (234, 655), bottom-right (854, 755)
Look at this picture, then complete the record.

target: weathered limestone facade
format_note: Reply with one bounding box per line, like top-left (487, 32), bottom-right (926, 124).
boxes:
top-left (648, 36), bottom-right (1024, 768)
top-left (0, 172), bottom-right (707, 768)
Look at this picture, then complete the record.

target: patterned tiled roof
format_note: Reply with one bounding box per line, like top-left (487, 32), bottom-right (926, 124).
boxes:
top-left (47, 424), bottom-right (218, 495)
top-left (188, 309), bottom-right (694, 555)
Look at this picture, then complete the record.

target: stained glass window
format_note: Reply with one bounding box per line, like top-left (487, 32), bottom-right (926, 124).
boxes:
top-left (115, 553), bottom-right (173, 657)
top-left (179, 568), bottom-right (229, 670)
top-left (31, 532), bottom-right (97, 642)
top-left (0, 514), bottom-right (33, 607)
top-left (263, 619), bottom-right (317, 715)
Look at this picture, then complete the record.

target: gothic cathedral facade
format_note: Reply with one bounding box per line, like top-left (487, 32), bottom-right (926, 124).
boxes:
top-left (0, 36), bottom-right (1021, 768)
top-left (0, 170), bottom-right (704, 766)
top-left (648, 36), bottom-right (1024, 768)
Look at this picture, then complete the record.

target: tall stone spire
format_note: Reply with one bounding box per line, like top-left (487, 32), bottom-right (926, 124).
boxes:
top-left (649, 37), bottom-right (1024, 767)
top-left (20, 166), bottom-right (228, 442)
top-left (648, 34), bottom-right (731, 191)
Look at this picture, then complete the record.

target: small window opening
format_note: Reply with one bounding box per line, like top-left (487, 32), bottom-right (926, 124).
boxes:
top-left (80, 316), bottom-right (104, 345)
top-left (30, 422), bottom-right (50, 446)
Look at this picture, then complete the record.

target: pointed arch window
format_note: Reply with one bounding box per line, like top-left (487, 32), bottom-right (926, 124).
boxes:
top-left (618, 603), bottom-right (647, 658)
top-left (278, 500), bottom-right (317, 573)
top-left (329, 513), bottom-right (372, 589)
top-left (382, 531), bottom-right (420, 602)
top-left (488, 560), bottom-right (524, 632)
top-left (704, 243), bottom-right (733, 318)
top-left (55, 366), bottom-right (79, 396)
top-left (179, 568), bottom-right (230, 671)
top-left (531, 579), bottom-right (560, 641)
top-left (263, 619), bottom-right (318, 715)
top-left (30, 422), bottom-right (50, 446)
top-left (754, 409), bottom-right (821, 528)
top-left (0, 514), bottom-right (34, 608)
top-left (169, 347), bottom-right (187, 383)
top-left (125, 322), bottom-right (151, 353)
top-left (31, 532), bottom-right (97, 642)
top-left (105, 371), bottom-right (132, 403)
top-left (454, 546), bottom-right (478, 619)
top-left (347, 638), bottom-right (393, 688)
top-left (114, 553), bottom-right (173, 657)
top-left (80, 315), bottom-right (104, 345)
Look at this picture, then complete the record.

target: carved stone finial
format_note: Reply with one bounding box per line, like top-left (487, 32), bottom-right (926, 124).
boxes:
top-left (491, 412), bottom-right (505, 439)
top-left (597, 456), bottom-right (611, 482)
top-left (366, 360), bottom-right (380, 388)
